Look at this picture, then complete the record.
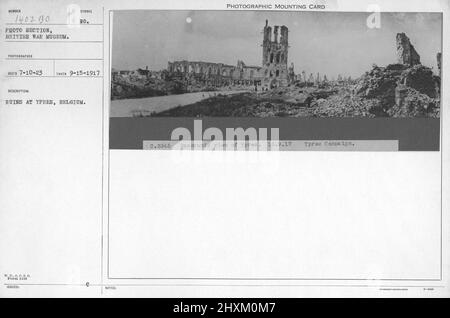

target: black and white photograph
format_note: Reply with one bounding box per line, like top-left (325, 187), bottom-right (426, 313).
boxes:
top-left (1, 0), bottom-right (449, 300)
top-left (111, 11), bottom-right (441, 118)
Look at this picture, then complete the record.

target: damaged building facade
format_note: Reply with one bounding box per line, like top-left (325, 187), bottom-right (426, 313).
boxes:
top-left (166, 20), bottom-right (292, 90)
top-left (167, 59), bottom-right (263, 87)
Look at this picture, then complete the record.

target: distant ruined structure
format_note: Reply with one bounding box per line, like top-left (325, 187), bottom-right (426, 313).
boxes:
top-left (167, 59), bottom-right (262, 87)
top-left (166, 20), bottom-right (291, 90)
top-left (437, 52), bottom-right (442, 76)
top-left (396, 33), bottom-right (421, 66)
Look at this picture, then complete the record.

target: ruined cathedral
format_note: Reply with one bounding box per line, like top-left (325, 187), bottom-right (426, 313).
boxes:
top-left (167, 20), bottom-right (294, 90)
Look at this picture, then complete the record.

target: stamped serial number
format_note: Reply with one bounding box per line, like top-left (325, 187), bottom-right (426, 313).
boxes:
top-left (15, 15), bottom-right (50, 24)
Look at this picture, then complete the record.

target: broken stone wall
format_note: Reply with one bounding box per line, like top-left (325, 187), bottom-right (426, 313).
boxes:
top-left (396, 33), bottom-right (421, 66)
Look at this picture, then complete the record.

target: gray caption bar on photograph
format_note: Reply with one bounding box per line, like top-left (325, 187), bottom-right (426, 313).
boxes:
top-left (143, 140), bottom-right (399, 151)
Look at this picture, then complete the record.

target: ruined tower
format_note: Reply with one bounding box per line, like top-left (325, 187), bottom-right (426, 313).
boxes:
top-left (262, 20), bottom-right (289, 89)
top-left (396, 33), bottom-right (421, 66)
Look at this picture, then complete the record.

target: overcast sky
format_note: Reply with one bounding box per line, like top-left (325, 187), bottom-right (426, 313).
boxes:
top-left (112, 11), bottom-right (442, 78)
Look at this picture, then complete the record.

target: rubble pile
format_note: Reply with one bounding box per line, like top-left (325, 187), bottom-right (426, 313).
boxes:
top-left (111, 77), bottom-right (185, 100)
top-left (400, 64), bottom-right (438, 98)
top-left (387, 86), bottom-right (439, 118)
top-left (310, 92), bottom-right (380, 118)
top-left (354, 63), bottom-right (439, 117)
